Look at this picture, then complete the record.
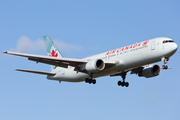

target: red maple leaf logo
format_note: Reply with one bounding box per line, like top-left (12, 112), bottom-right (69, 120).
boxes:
top-left (143, 40), bottom-right (149, 46)
top-left (49, 50), bottom-right (58, 57)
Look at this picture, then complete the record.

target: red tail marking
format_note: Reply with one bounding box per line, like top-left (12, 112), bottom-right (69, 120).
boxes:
top-left (49, 50), bottom-right (58, 57)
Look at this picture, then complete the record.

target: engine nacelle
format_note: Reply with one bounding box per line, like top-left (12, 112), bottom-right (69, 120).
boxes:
top-left (138, 64), bottom-right (161, 78)
top-left (85, 59), bottom-right (105, 73)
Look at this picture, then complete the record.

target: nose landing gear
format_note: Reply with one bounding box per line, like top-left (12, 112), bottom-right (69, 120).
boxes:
top-left (162, 57), bottom-right (169, 70)
top-left (117, 72), bottom-right (129, 87)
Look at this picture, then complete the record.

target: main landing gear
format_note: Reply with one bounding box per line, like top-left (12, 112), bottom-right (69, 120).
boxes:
top-left (117, 72), bottom-right (129, 87)
top-left (162, 57), bottom-right (169, 70)
top-left (85, 78), bottom-right (96, 84)
top-left (85, 73), bottom-right (96, 84)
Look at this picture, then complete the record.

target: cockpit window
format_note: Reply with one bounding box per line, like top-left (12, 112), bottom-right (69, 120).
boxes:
top-left (163, 40), bottom-right (174, 43)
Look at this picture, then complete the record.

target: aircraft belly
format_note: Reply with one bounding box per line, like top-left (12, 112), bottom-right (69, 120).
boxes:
top-left (47, 69), bottom-right (89, 82)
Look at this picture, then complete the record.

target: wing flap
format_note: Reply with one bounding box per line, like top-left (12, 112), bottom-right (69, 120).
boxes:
top-left (28, 57), bottom-right (69, 68)
top-left (15, 69), bottom-right (56, 75)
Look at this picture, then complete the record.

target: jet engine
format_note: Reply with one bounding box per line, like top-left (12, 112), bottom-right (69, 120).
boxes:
top-left (85, 59), bottom-right (105, 73)
top-left (138, 64), bottom-right (161, 78)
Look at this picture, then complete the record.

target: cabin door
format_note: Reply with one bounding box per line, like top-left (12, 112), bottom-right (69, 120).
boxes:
top-left (151, 41), bottom-right (155, 50)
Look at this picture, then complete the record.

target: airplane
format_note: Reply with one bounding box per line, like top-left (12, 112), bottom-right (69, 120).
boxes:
top-left (3, 36), bottom-right (178, 87)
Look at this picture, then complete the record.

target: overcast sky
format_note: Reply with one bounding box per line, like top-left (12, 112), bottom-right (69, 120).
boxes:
top-left (1, 0), bottom-right (180, 120)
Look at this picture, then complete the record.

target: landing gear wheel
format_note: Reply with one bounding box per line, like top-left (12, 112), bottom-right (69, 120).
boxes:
top-left (118, 82), bottom-right (129, 87)
top-left (125, 82), bottom-right (129, 87)
top-left (85, 78), bottom-right (96, 85)
top-left (92, 79), bottom-right (96, 84)
top-left (121, 82), bottom-right (125, 87)
top-left (162, 65), bottom-right (168, 69)
top-left (118, 81), bottom-right (122, 86)
top-left (85, 78), bottom-right (89, 83)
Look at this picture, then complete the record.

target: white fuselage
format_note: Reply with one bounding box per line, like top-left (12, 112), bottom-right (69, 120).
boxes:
top-left (47, 37), bottom-right (178, 82)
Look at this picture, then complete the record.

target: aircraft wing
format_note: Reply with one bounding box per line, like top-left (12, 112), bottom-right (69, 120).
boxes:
top-left (4, 51), bottom-right (88, 68)
top-left (4, 51), bottom-right (117, 70)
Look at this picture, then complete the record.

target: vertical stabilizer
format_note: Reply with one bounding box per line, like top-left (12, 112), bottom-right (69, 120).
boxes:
top-left (43, 35), bottom-right (63, 70)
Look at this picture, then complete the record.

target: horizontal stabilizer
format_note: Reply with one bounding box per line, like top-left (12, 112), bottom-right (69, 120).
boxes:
top-left (15, 69), bottom-right (56, 75)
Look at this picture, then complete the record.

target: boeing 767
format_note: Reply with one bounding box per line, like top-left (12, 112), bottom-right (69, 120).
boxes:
top-left (4, 36), bottom-right (178, 87)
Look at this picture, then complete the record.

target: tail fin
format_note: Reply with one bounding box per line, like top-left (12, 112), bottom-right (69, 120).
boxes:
top-left (43, 35), bottom-right (63, 70)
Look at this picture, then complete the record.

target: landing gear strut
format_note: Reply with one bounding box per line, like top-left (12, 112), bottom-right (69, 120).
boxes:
top-left (85, 73), bottom-right (96, 84)
top-left (117, 72), bottom-right (129, 87)
top-left (162, 57), bottom-right (169, 69)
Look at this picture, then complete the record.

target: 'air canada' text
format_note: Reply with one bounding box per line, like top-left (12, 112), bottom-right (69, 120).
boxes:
top-left (105, 40), bottom-right (149, 55)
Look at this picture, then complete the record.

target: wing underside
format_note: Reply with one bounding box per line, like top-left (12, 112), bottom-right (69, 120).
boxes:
top-left (110, 67), bottom-right (144, 77)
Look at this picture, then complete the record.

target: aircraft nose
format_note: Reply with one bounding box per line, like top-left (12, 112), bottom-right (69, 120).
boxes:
top-left (166, 42), bottom-right (178, 57)
top-left (173, 43), bottom-right (178, 52)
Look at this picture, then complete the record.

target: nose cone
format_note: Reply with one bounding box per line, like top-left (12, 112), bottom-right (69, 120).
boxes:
top-left (169, 43), bottom-right (178, 56)
top-left (163, 42), bottom-right (178, 57)
top-left (173, 43), bottom-right (178, 53)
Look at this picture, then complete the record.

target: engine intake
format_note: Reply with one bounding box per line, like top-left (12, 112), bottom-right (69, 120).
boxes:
top-left (138, 64), bottom-right (161, 78)
top-left (85, 59), bottom-right (105, 72)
